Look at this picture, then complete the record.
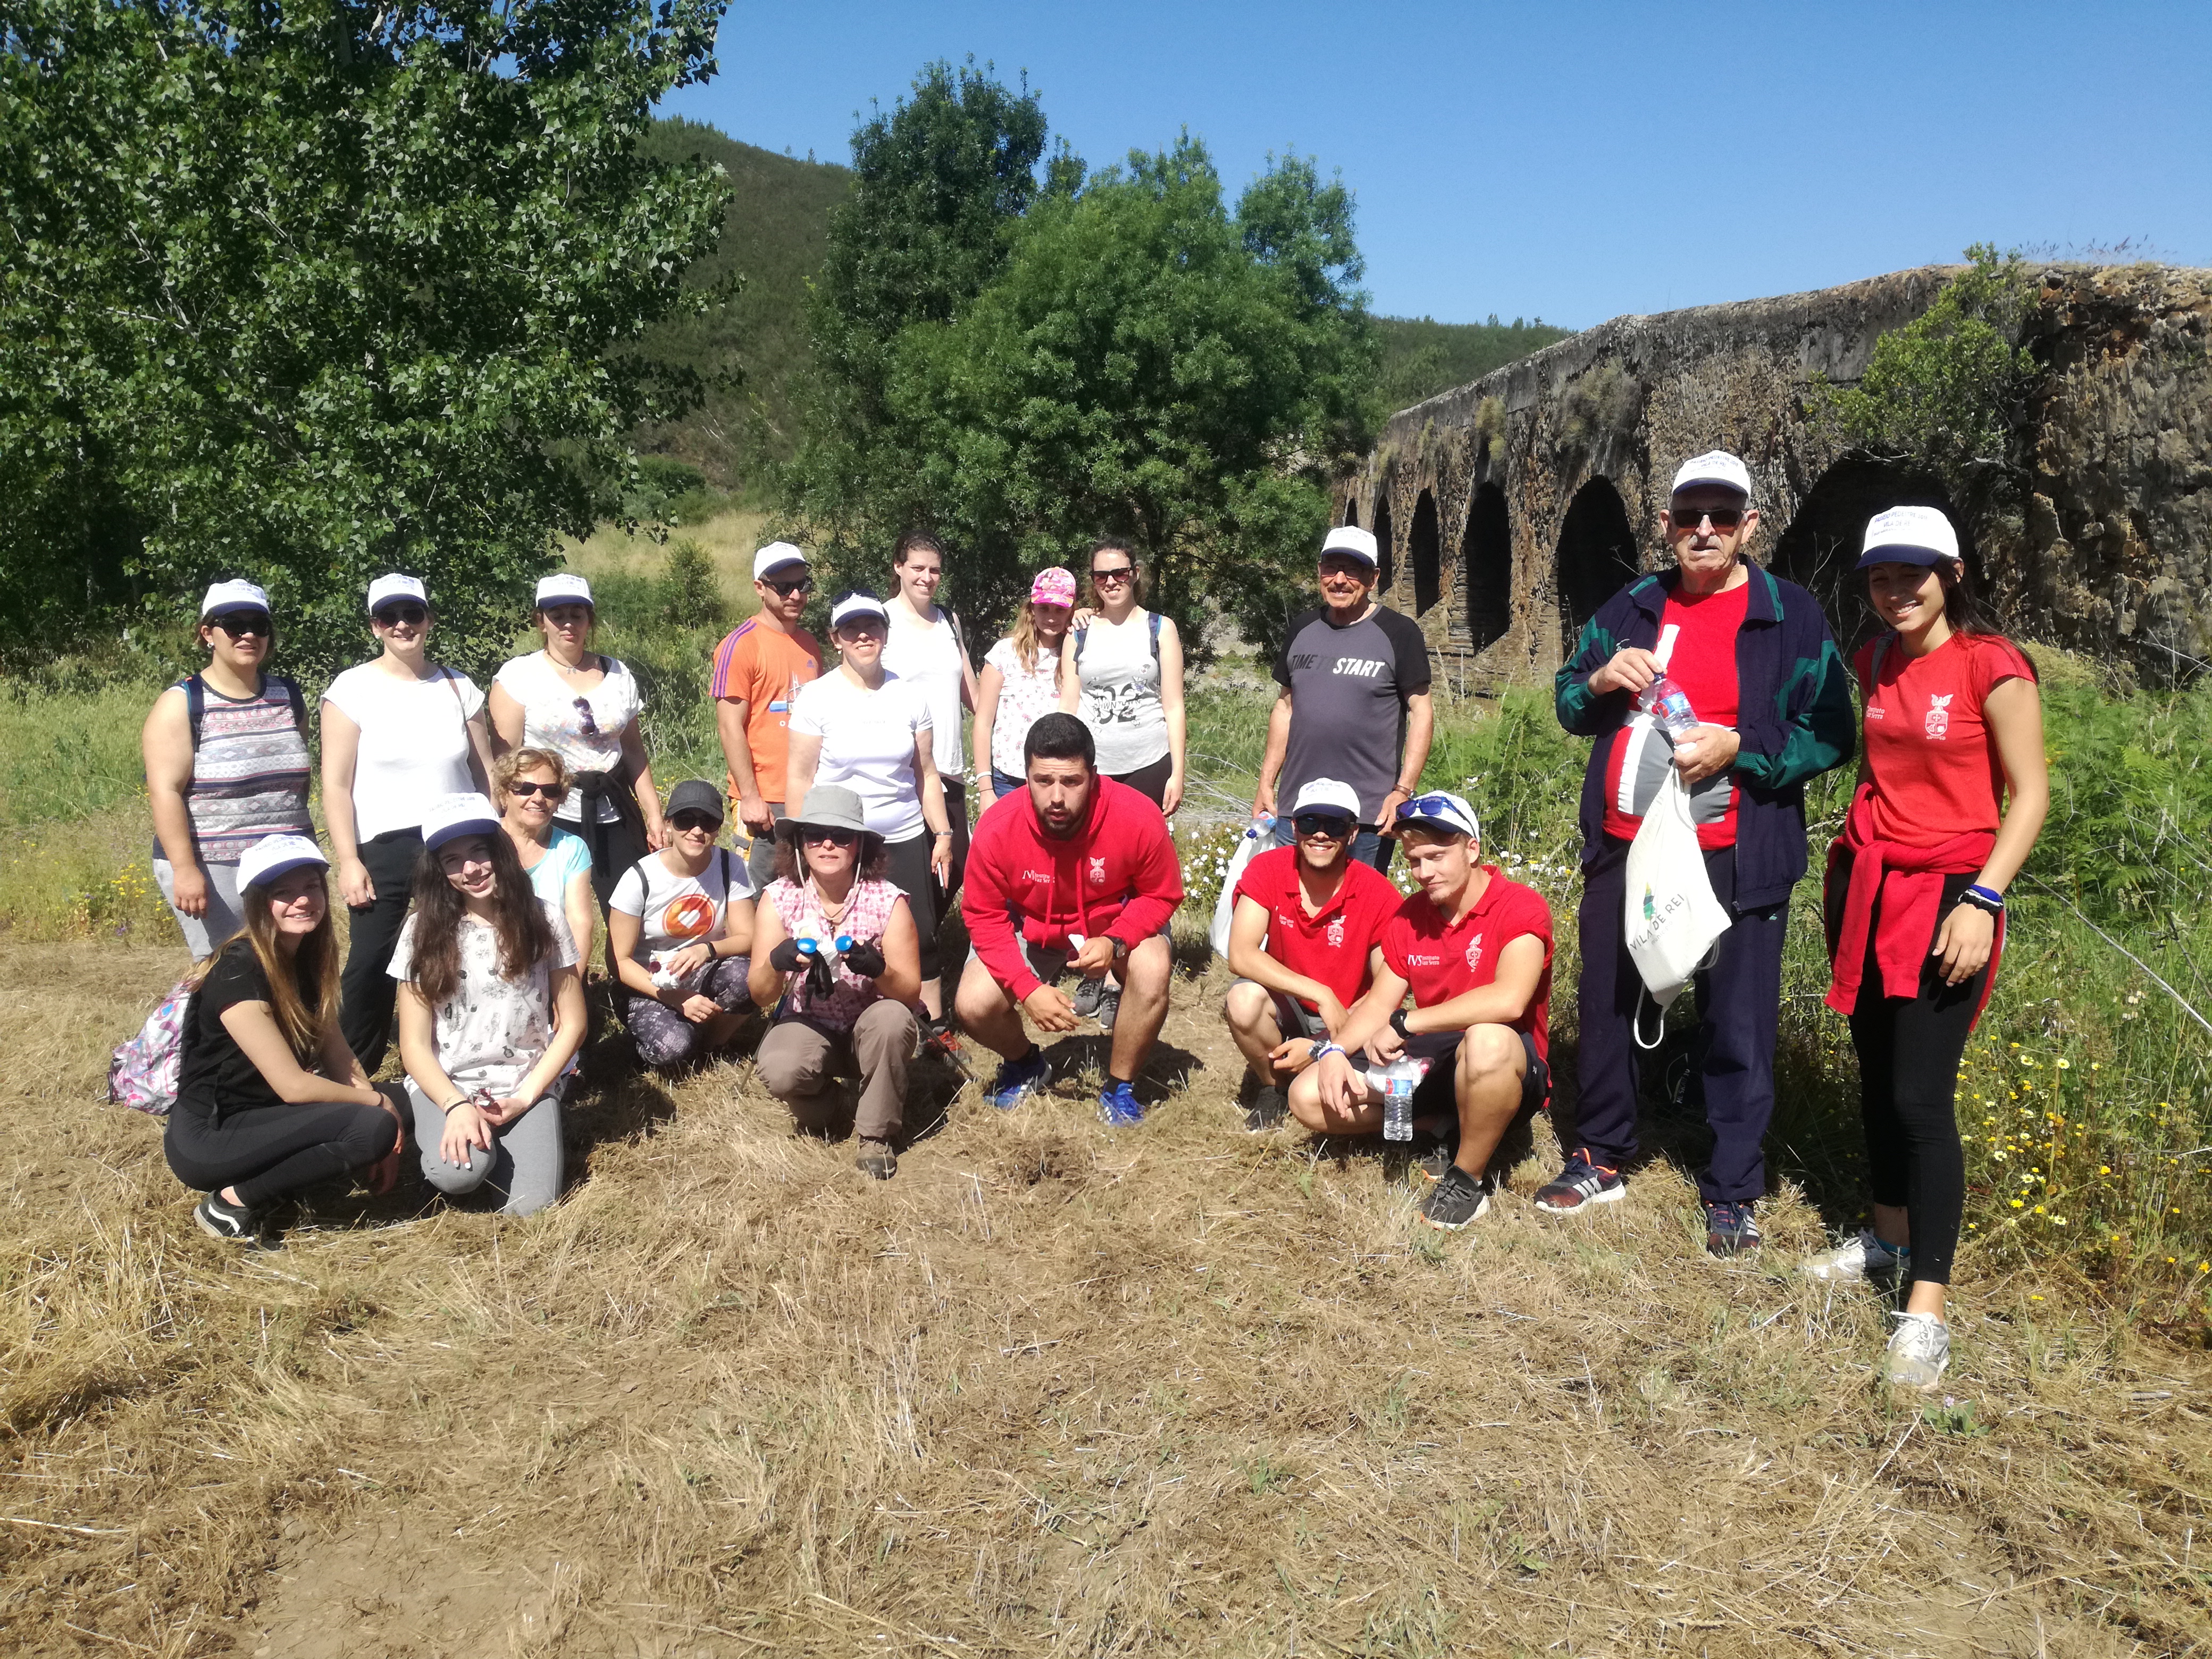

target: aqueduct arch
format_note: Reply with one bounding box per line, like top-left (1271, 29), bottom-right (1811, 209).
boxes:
top-left (1556, 479), bottom-right (1638, 655)
top-left (1409, 490), bottom-right (1442, 615)
top-left (1463, 483), bottom-right (1511, 652)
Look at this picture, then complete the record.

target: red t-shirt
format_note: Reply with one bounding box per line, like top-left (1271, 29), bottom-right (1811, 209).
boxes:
top-left (1379, 868), bottom-right (1555, 1062)
top-left (1602, 579), bottom-right (1749, 849)
top-left (1231, 846), bottom-right (1402, 1012)
top-left (1856, 632), bottom-right (2037, 849)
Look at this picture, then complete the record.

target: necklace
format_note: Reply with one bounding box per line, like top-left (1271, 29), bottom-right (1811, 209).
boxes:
top-left (543, 648), bottom-right (597, 677)
top-left (807, 877), bottom-right (853, 925)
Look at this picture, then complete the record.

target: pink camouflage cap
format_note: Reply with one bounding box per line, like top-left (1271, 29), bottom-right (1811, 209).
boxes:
top-left (1030, 567), bottom-right (1077, 608)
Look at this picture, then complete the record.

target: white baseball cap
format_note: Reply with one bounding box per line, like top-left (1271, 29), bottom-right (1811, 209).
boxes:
top-left (1395, 790), bottom-right (1481, 842)
top-left (753, 541), bottom-right (809, 581)
top-left (366, 573), bottom-right (426, 615)
top-left (420, 792), bottom-right (503, 852)
top-left (829, 591), bottom-right (890, 630)
top-left (199, 579), bottom-right (271, 619)
top-left (237, 833), bottom-right (327, 892)
top-left (1857, 505), bottom-right (1962, 569)
top-left (1669, 450), bottom-right (1754, 501)
top-left (534, 573), bottom-right (593, 609)
top-left (1288, 777), bottom-right (1363, 820)
top-left (1321, 525), bottom-right (1380, 569)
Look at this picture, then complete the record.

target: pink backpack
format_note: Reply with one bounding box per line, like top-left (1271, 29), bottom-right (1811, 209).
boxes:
top-left (106, 982), bottom-right (193, 1115)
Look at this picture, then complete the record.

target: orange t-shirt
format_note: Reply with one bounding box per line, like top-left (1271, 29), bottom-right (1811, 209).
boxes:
top-left (709, 619), bottom-right (821, 803)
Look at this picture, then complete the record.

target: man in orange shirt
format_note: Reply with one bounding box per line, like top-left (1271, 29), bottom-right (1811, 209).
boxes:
top-left (713, 542), bottom-right (824, 887)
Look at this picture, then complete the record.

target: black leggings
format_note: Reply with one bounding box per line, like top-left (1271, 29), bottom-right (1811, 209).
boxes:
top-left (1828, 865), bottom-right (1990, 1287)
top-left (1109, 754), bottom-right (1172, 807)
top-left (339, 828), bottom-right (423, 1074)
top-left (165, 1088), bottom-right (399, 1210)
top-left (881, 831), bottom-right (943, 983)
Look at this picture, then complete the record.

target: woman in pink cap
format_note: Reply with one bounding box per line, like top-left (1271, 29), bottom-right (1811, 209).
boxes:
top-left (974, 567), bottom-right (1077, 799)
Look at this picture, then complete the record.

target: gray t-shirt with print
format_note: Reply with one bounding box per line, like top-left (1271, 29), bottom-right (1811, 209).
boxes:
top-left (1273, 605), bottom-right (1432, 824)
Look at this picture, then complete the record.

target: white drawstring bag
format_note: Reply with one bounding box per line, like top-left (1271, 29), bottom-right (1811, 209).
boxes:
top-left (1623, 766), bottom-right (1730, 1044)
top-left (1209, 818), bottom-right (1275, 960)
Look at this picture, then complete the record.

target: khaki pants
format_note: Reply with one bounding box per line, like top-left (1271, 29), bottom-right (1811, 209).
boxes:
top-left (756, 1001), bottom-right (919, 1142)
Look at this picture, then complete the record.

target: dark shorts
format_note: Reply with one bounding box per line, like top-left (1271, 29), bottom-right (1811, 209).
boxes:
top-left (1350, 1027), bottom-right (1550, 1118)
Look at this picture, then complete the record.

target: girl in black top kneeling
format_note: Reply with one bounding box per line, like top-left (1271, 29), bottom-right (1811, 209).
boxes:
top-left (165, 834), bottom-right (404, 1243)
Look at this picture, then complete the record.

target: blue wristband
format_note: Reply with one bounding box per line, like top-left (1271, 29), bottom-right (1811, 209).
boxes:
top-left (1966, 883), bottom-right (2005, 909)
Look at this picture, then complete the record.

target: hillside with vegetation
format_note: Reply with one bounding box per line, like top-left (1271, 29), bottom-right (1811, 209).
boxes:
top-left (1374, 313), bottom-right (1573, 411)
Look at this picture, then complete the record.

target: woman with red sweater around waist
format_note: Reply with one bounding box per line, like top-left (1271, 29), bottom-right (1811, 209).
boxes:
top-left (1812, 506), bottom-right (2049, 1391)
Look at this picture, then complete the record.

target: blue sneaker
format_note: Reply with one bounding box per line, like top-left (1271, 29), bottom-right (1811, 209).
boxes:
top-left (1097, 1080), bottom-right (1144, 1127)
top-left (985, 1050), bottom-right (1050, 1112)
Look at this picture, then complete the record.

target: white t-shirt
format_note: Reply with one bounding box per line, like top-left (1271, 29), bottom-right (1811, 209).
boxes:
top-left (983, 636), bottom-right (1063, 777)
top-left (1073, 610), bottom-right (1169, 774)
top-left (491, 652), bottom-right (643, 825)
top-left (789, 671), bottom-right (930, 840)
top-left (323, 663), bottom-right (485, 842)
top-left (388, 900), bottom-right (578, 1096)
top-left (880, 605), bottom-right (967, 780)
top-left (609, 845), bottom-right (755, 969)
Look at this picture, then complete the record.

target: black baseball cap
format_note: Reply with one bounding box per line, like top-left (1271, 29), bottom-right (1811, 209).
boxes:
top-left (665, 780), bottom-right (726, 825)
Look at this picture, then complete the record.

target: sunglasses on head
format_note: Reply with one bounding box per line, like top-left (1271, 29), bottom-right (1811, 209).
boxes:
top-left (1293, 811), bottom-right (1356, 839)
top-left (669, 811), bottom-right (720, 834)
top-left (1669, 505), bottom-right (1746, 532)
top-left (572, 696), bottom-right (600, 738)
top-left (210, 613), bottom-right (271, 638)
top-left (505, 778), bottom-right (565, 801)
top-left (1394, 792), bottom-right (1462, 822)
top-left (801, 826), bottom-right (859, 847)
top-left (763, 574), bottom-right (812, 598)
top-left (1091, 565), bottom-right (1135, 585)
top-left (374, 602), bottom-right (428, 626)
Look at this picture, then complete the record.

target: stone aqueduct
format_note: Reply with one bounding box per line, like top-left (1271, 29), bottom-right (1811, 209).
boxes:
top-left (1341, 263), bottom-right (2212, 689)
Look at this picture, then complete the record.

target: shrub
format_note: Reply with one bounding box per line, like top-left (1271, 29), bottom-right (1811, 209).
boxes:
top-left (660, 539), bottom-right (727, 631)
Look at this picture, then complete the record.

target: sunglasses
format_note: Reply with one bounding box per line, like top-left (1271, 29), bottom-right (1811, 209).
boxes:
top-left (669, 811), bottom-right (720, 834)
top-left (763, 575), bottom-right (812, 598)
top-left (210, 613), bottom-right (271, 638)
top-left (1394, 792), bottom-right (1462, 822)
top-left (1292, 812), bottom-right (1355, 840)
top-left (801, 826), bottom-right (859, 847)
top-left (505, 779), bottom-right (565, 801)
top-left (572, 697), bottom-right (600, 738)
top-left (374, 603), bottom-right (428, 626)
top-left (1091, 566), bottom-right (1135, 585)
top-left (1669, 506), bottom-right (1745, 532)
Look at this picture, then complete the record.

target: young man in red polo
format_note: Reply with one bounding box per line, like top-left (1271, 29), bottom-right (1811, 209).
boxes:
top-left (1222, 777), bottom-right (1402, 1131)
top-left (1289, 791), bottom-right (1554, 1230)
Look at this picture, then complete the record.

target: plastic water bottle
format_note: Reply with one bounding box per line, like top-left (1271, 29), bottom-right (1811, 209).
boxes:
top-left (1635, 675), bottom-right (1699, 741)
top-left (1379, 1054), bottom-right (1427, 1143)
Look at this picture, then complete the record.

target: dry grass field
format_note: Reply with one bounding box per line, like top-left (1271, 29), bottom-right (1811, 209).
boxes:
top-left (7, 923), bottom-right (2212, 1658)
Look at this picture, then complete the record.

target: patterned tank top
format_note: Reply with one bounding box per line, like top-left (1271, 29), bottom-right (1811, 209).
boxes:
top-left (156, 675), bottom-right (313, 866)
top-left (764, 876), bottom-right (905, 1031)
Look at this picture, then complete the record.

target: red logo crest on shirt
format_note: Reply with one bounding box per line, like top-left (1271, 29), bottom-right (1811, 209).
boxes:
top-left (1924, 693), bottom-right (1953, 740)
top-left (1088, 856), bottom-right (1107, 884)
top-left (1464, 932), bottom-right (1485, 971)
top-left (1326, 916), bottom-right (1345, 948)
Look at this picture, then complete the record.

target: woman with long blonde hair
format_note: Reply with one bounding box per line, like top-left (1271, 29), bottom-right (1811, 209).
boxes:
top-left (974, 568), bottom-right (1077, 800)
top-left (163, 835), bottom-right (404, 1243)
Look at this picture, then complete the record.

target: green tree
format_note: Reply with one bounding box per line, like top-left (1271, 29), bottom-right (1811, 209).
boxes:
top-left (1814, 244), bottom-right (2039, 501)
top-left (0, 0), bottom-right (730, 677)
top-left (796, 117), bottom-right (1373, 656)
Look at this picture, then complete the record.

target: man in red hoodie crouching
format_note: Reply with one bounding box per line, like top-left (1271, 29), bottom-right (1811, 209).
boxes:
top-left (955, 713), bottom-right (1184, 1125)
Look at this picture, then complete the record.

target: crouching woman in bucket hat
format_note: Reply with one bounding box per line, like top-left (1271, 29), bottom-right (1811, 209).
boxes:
top-left (745, 786), bottom-right (921, 1180)
top-left (164, 835), bottom-right (405, 1244)
top-left (391, 794), bottom-right (586, 1218)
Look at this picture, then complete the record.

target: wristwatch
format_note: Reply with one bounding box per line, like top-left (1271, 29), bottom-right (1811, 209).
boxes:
top-left (1389, 1008), bottom-right (1412, 1040)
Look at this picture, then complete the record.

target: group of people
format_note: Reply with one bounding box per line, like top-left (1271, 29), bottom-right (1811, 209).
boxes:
top-left (141, 445), bottom-right (2047, 1390)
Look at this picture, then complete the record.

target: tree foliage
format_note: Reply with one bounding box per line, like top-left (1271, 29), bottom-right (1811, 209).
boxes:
top-left (0, 0), bottom-right (730, 677)
top-left (1814, 244), bottom-right (2039, 500)
top-left (790, 65), bottom-right (1373, 658)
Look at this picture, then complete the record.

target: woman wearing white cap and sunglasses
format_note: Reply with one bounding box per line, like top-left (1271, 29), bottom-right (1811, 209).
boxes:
top-left (142, 581), bottom-right (314, 961)
top-left (321, 574), bottom-right (495, 1071)
top-left (488, 574), bottom-right (669, 939)
top-left (391, 794), bottom-right (586, 1218)
top-left (785, 590), bottom-right (955, 1028)
top-left (164, 834), bottom-right (406, 1244)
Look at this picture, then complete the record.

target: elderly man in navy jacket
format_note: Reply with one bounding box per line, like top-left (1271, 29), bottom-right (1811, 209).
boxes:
top-left (1538, 451), bottom-right (1854, 1255)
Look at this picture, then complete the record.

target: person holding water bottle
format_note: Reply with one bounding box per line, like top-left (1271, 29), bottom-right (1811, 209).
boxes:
top-left (1541, 450), bottom-right (1853, 1255)
top-left (747, 786), bottom-right (921, 1180)
top-left (1288, 792), bottom-right (1553, 1231)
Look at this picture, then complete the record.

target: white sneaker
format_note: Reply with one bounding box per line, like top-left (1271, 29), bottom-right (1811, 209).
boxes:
top-left (1882, 1312), bottom-right (1950, 1390)
top-left (1806, 1229), bottom-right (1908, 1284)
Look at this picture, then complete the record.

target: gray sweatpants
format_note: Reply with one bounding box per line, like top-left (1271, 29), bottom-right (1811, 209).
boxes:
top-left (405, 1079), bottom-right (566, 1217)
top-left (756, 1001), bottom-right (919, 1142)
top-left (154, 857), bottom-right (243, 961)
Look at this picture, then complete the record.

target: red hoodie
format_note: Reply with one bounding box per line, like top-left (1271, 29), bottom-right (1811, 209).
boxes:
top-left (965, 777), bottom-right (1185, 1000)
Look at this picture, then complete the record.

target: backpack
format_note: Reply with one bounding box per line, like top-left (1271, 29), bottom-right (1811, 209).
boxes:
top-left (106, 981), bottom-right (195, 1115)
top-left (1072, 610), bottom-right (1162, 666)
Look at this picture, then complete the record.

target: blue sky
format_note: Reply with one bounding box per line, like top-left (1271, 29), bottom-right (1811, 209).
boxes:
top-left (661, 1), bottom-right (2212, 330)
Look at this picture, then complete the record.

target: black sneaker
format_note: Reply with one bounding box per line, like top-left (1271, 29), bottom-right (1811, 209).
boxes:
top-left (1242, 1084), bottom-right (1287, 1133)
top-left (1071, 977), bottom-right (1106, 1018)
top-left (1421, 1166), bottom-right (1493, 1231)
top-left (194, 1191), bottom-right (259, 1243)
top-left (1533, 1148), bottom-right (1626, 1213)
top-left (1705, 1200), bottom-right (1762, 1257)
top-left (1094, 985), bottom-right (1121, 1030)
